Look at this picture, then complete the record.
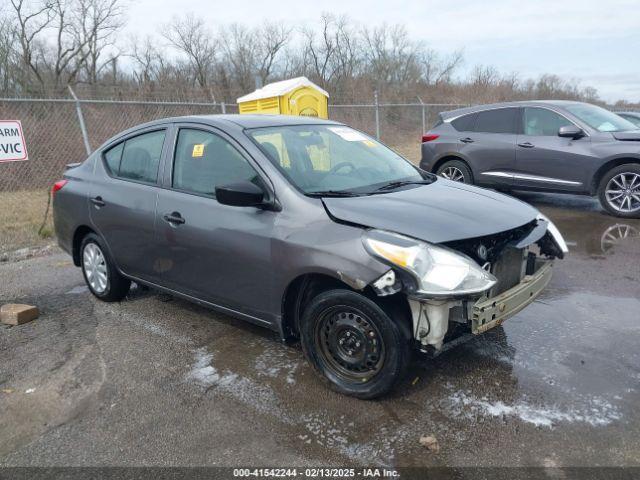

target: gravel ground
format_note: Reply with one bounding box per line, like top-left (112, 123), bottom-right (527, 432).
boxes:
top-left (1, 192), bottom-right (639, 470)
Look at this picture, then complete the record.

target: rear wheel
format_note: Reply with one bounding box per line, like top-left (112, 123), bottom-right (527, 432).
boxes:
top-left (436, 159), bottom-right (473, 184)
top-left (598, 164), bottom-right (640, 218)
top-left (80, 233), bottom-right (131, 301)
top-left (299, 289), bottom-right (411, 399)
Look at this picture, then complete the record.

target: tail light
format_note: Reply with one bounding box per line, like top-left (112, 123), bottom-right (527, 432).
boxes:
top-left (421, 134), bottom-right (440, 143)
top-left (52, 180), bottom-right (68, 196)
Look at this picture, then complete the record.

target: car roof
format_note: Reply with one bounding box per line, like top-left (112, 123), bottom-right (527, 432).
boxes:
top-left (133, 114), bottom-right (343, 130)
top-left (440, 100), bottom-right (589, 119)
top-left (615, 111), bottom-right (640, 116)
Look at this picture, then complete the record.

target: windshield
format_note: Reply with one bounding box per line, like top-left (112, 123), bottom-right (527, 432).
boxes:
top-left (565, 104), bottom-right (638, 133)
top-left (247, 125), bottom-right (426, 195)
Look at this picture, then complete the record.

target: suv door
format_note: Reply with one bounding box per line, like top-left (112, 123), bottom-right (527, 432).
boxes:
top-left (459, 107), bottom-right (519, 189)
top-left (514, 107), bottom-right (595, 192)
top-left (90, 127), bottom-right (168, 280)
top-left (155, 124), bottom-right (276, 322)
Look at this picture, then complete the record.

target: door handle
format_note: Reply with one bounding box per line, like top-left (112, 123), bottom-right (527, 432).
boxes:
top-left (163, 212), bottom-right (185, 225)
top-left (460, 137), bottom-right (474, 143)
top-left (518, 142), bottom-right (535, 148)
top-left (90, 196), bottom-right (105, 207)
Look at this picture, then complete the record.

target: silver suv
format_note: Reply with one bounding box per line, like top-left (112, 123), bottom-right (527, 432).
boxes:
top-left (420, 101), bottom-right (640, 218)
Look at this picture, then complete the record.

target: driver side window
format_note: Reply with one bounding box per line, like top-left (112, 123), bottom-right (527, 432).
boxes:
top-left (523, 108), bottom-right (573, 136)
top-left (172, 128), bottom-right (261, 197)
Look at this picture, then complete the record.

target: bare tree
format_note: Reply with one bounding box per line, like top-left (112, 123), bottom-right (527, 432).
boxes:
top-left (10, 0), bottom-right (53, 87)
top-left (163, 14), bottom-right (218, 100)
top-left (301, 14), bottom-right (338, 87)
top-left (255, 23), bottom-right (290, 84)
top-left (76, 0), bottom-right (124, 85)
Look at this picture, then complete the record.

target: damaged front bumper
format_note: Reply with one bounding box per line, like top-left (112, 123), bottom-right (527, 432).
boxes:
top-left (408, 256), bottom-right (553, 354)
top-left (471, 259), bottom-right (552, 334)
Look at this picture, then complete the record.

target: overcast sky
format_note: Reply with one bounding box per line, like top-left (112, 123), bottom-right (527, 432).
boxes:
top-left (125, 0), bottom-right (640, 103)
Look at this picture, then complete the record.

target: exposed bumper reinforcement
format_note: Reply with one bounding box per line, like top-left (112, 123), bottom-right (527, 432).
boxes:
top-left (472, 260), bottom-right (553, 334)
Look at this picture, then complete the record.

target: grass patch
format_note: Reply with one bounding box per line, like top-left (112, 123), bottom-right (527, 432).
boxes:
top-left (0, 189), bottom-right (54, 254)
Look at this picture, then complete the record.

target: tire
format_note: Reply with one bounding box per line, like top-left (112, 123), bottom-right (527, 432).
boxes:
top-left (436, 159), bottom-right (474, 184)
top-left (299, 289), bottom-right (411, 399)
top-left (80, 233), bottom-right (131, 302)
top-left (597, 164), bottom-right (640, 218)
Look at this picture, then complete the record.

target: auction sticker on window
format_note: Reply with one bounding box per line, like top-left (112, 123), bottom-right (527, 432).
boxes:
top-left (328, 126), bottom-right (369, 142)
top-left (0, 120), bottom-right (28, 163)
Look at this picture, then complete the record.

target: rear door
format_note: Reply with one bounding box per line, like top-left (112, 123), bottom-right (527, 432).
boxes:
top-left (458, 107), bottom-right (519, 188)
top-left (154, 124), bottom-right (277, 321)
top-left (90, 127), bottom-right (168, 281)
top-left (514, 107), bottom-right (594, 192)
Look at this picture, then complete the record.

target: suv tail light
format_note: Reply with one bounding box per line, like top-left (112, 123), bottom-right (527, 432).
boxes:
top-left (52, 180), bottom-right (68, 196)
top-left (421, 134), bottom-right (440, 143)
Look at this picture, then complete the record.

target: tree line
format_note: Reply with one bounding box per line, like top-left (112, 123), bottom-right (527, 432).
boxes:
top-left (0, 1), bottom-right (632, 106)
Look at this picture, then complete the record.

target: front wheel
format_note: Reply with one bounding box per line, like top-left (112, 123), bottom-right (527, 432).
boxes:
top-left (598, 164), bottom-right (640, 218)
top-left (436, 160), bottom-right (473, 184)
top-left (299, 289), bottom-right (411, 399)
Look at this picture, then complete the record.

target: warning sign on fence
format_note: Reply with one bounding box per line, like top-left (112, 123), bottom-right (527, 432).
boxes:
top-left (0, 120), bottom-right (28, 163)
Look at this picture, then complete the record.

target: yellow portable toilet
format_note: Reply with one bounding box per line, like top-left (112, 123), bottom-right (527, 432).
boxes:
top-left (236, 76), bottom-right (329, 119)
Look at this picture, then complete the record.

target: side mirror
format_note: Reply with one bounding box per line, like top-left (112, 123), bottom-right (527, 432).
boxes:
top-left (215, 181), bottom-right (265, 208)
top-left (558, 125), bottom-right (584, 139)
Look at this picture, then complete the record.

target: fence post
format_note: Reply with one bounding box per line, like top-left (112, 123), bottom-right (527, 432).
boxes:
top-left (221, 102), bottom-right (226, 114)
top-left (374, 90), bottom-right (380, 140)
top-left (68, 85), bottom-right (91, 155)
top-left (417, 96), bottom-right (426, 134)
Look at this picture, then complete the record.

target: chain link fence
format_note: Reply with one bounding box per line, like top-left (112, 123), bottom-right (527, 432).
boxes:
top-left (0, 96), bottom-right (465, 255)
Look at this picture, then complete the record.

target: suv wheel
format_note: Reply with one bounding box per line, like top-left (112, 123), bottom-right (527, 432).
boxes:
top-left (80, 233), bottom-right (131, 301)
top-left (598, 164), bottom-right (640, 218)
top-left (436, 160), bottom-right (473, 184)
top-left (299, 289), bottom-right (411, 399)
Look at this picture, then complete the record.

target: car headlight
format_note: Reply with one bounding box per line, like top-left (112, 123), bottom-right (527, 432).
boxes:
top-left (363, 230), bottom-right (497, 297)
top-left (536, 213), bottom-right (568, 254)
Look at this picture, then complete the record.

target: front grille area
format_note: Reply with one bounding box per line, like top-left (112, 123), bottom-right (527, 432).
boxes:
top-left (444, 220), bottom-right (536, 264)
top-left (489, 246), bottom-right (526, 296)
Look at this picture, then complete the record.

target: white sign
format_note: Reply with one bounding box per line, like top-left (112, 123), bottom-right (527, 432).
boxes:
top-left (0, 120), bottom-right (28, 163)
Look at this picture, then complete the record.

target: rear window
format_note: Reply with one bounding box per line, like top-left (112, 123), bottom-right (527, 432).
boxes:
top-left (451, 113), bottom-right (476, 132)
top-left (473, 108), bottom-right (518, 134)
top-left (103, 130), bottom-right (165, 184)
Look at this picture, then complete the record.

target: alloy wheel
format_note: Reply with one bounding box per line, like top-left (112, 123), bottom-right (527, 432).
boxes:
top-left (440, 166), bottom-right (465, 182)
top-left (83, 243), bottom-right (108, 293)
top-left (315, 307), bottom-right (385, 382)
top-left (605, 172), bottom-right (640, 213)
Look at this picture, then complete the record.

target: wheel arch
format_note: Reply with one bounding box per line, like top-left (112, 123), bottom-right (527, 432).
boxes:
top-left (72, 225), bottom-right (96, 266)
top-left (280, 272), bottom-right (412, 342)
top-left (591, 157), bottom-right (640, 195)
top-left (432, 155), bottom-right (474, 177)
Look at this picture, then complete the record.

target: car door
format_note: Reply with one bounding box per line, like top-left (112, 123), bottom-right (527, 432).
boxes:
top-left (154, 124), bottom-right (276, 321)
top-left (514, 107), bottom-right (595, 192)
top-left (459, 107), bottom-right (519, 189)
top-left (90, 127), bottom-right (168, 281)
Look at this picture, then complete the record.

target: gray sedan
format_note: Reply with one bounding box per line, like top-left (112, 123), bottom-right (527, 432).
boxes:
top-left (53, 115), bottom-right (566, 398)
top-left (420, 101), bottom-right (640, 217)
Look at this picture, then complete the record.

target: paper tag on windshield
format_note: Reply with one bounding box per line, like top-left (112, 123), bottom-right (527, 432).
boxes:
top-left (328, 127), bottom-right (369, 142)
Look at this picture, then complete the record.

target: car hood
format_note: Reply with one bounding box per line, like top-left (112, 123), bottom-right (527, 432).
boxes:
top-left (612, 131), bottom-right (640, 141)
top-left (322, 179), bottom-right (539, 244)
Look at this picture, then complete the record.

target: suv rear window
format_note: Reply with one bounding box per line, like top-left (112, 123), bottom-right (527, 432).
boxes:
top-left (473, 108), bottom-right (518, 134)
top-left (451, 113), bottom-right (476, 132)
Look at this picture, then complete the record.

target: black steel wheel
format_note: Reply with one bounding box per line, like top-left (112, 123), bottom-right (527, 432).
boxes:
top-left (315, 306), bottom-right (385, 381)
top-left (300, 289), bottom-right (411, 399)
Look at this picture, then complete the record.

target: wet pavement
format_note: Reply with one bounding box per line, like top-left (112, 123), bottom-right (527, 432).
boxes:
top-left (0, 192), bottom-right (639, 468)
